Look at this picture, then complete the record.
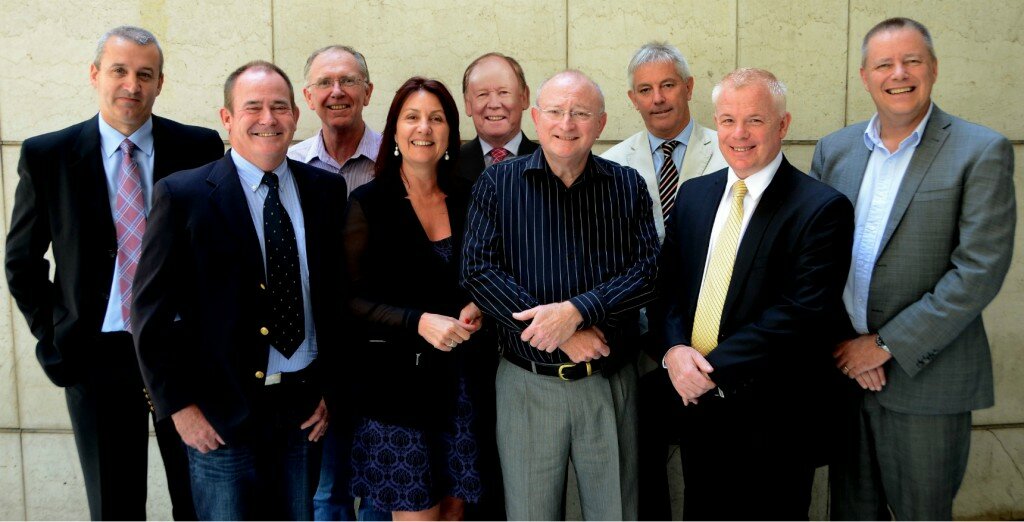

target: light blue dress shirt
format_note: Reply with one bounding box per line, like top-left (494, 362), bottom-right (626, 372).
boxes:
top-left (844, 104), bottom-right (934, 334)
top-left (647, 118), bottom-right (693, 174)
top-left (99, 116), bottom-right (155, 333)
top-left (231, 150), bottom-right (317, 374)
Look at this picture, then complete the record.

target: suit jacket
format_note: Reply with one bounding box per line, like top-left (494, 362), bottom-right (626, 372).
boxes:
top-left (458, 132), bottom-right (539, 184)
top-left (5, 115), bottom-right (223, 387)
top-left (131, 154), bottom-right (348, 443)
top-left (344, 174), bottom-right (474, 428)
top-left (810, 105), bottom-right (1016, 414)
top-left (653, 158), bottom-right (853, 450)
top-left (601, 122), bottom-right (728, 242)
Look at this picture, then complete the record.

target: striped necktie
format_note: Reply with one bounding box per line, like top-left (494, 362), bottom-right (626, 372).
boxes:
top-left (691, 180), bottom-right (747, 355)
top-left (115, 138), bottom-right (145, 332)
top-left (657, 140), bottom-right (681, 219)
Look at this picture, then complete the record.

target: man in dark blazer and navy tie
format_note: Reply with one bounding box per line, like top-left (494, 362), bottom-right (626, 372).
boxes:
top-left (458, 52), bottom-right (539, 184)
top-left (5, 26), bottom-right (223, 520)
top-left (651, 68), bottom-right (853, 520)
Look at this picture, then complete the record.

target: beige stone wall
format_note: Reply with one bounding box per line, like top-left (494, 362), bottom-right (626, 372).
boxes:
top-left (1, 1), bottom-right (1021, 519)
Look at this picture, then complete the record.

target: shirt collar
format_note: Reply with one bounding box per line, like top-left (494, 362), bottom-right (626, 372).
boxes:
top-left (646, 118), bottom-right (693, 154)
top-left (230, 149), bottom-right (290, 193)
top-left (305, 125), bottom-right (380, 166)
top-left (863, 102), bottom-right (934, 153)
top-left (98, 115), bottom-right (154, 159)
top-left (726, 151), bottom-right (782, 202)
top-left (480, 132), bottom-right (524, 157)
top-left (524, 148), bottom-right (611, 179)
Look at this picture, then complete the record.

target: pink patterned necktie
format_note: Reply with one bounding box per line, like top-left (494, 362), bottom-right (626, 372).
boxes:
top-left (115, 138), bottom-right (146, 332)
top-left (490, 147), bottom-right (510, 164)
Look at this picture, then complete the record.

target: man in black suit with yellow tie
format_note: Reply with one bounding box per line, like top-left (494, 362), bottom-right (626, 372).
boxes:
top-left (5, 26), bottom-right (223, 520)
top-left (650, 68), bottom-right (853, 520)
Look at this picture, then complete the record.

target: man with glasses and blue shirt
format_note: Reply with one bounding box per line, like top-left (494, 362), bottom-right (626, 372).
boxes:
top-left (462, 70), bottom-right (659, 520)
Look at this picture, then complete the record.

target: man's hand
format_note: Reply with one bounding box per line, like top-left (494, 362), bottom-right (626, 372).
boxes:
top-left (172, 404), bottom-right (225, 453)
top-left (834, 334), bottom-right (892, 383)
top-left (664, 345), bottom-right (716, 405)
top-left (513, 302), bottom-right (583, 352)
top-left (559, 326), bottom-right (610, 363)
top-left (300, 398), bottom-right (329, 442)
top-left (854, 367), bottom-right (887, 392)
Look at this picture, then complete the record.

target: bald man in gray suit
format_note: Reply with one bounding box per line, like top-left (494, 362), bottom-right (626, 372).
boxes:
top-left (810, 17), bottom-right (1016, 521)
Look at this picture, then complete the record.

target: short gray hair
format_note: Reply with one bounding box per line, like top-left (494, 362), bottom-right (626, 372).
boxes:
top-left (861, 17), bottom-right (936, 67)
top-left (94, 26), bottom-right (164, 73)
top-left (627, 42), bottom-right (692, 89)
top-left (536, 70), bottom-right (605, 114)
top-left (303, 45), bottom-right (370, 84)
top-left (712, 68), bottom-right (788, 117)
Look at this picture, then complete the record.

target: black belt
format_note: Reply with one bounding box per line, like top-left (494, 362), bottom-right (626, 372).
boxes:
top-left (502, 350), bottom-right (603, 381)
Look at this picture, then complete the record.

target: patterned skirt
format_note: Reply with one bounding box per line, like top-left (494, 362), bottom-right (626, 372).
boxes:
top-left (350, 377), bottom-right (482, 512)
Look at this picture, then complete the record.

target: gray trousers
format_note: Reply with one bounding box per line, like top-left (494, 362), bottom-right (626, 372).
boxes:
top-left (831, 392), bottom-right (971, 521)
top-left (496, 357), bottom-right (639, 520)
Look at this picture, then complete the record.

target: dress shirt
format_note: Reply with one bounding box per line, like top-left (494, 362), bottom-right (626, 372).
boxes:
top-left (231, 150), bottom-right (316, 374)
top-left (462, 149), bottom-right (659, 365)
top-left (287, 125), bottom-right (381, 196)
top-left (698, 152), bottom-right (782, 292)
top-left (647, 118), bottom-right (693, 174)
top-left (844, 104), bottom-right (933, 334)
top-left (99, 116), bottom-right (155, 332)
top-left (480, 132), bottom-right (524, 169)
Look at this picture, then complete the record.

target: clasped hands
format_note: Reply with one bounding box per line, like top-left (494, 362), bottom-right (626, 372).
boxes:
top-left (513, 302), bottom-right (610, 363)
top-left (417, 302), bottom-right (483, 351)
top-left (833, 333), bottom-right (892, 392)
top-left (664, 345), bottom-right (716, 406)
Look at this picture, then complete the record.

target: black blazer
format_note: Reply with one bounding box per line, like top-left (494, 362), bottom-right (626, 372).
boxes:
top-left (344, 172), bottom-right (473, 429)
top-left (457, 132), bottom-right (539, 184)
top-left (651, 158), bottom-right (853, 455)
top-left (5, 115), bottom-right (223, 387)
top-left (131, 154), bottom-right (348, 443)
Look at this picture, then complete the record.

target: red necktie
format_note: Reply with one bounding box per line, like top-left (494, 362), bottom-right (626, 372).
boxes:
top-left (115, 139), bottom-right (146, 332)
top-left (490, 147), bottom-right (510, 164)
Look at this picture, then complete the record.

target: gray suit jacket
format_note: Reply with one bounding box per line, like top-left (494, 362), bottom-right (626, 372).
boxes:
top-left (602, 122), bottom-right (727, 243)
top-left (810, 105), bottom-right (1016, 414)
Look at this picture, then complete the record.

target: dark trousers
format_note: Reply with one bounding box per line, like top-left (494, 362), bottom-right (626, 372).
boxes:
top-left (462, 341), bottom-right (506, 521)
top-left (677, 392), bottom-right (814, 521)
top-left (64, 332), bottom-right (195, 520)
top-left (637, 368), bottom-right (680, 520)
top-left (187, 376), bottom-right (322, 520)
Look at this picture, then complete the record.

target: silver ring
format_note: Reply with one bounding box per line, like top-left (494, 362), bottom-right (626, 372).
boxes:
top-left (447, 340), bottom-right (456, 348)
top-left (841, 365), bottom-right (850, 374)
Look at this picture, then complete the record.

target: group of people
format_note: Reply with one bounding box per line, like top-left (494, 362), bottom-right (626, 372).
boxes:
top-left (4, 15), bottom-right (1015, 522)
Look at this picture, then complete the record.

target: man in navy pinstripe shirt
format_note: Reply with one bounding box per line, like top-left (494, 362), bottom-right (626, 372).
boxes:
top-left (462, 70), bottom-right (659, 520)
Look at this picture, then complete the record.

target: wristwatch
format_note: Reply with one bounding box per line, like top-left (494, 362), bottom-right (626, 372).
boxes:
top-left (875, 334), bottom-right (891, 354)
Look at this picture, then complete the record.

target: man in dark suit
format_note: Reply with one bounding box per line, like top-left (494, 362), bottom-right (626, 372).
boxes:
top-left (457, 51), bottom-right (538, 520)
top-left (132, 61), bottom-right (346, 520)
top-left (5, 26), bottom-right (223, 521)
top-left (651, 68), bottom-right (853, 520)
top-left (459, 52), bottom-right (538, 184)
top-left (812, 18), bottom-right (1016, 521)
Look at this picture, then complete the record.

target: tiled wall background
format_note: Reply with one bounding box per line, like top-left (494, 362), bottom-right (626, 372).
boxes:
top-left (1, 1), bottom-right (1022, 519)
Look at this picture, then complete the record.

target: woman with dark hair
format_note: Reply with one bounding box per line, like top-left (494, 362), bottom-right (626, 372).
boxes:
top-left (344, 77), bottom-right (482, 521)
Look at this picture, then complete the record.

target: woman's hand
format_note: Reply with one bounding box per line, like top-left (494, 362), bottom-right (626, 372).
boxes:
top-left (458, 302), bottom-right (484, 332)
top-left (418, 313), bottom-right (474, 351)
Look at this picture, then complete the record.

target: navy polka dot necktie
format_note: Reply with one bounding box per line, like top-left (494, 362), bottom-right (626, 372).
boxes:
top-left (262, 172), bottom-right (305, 358)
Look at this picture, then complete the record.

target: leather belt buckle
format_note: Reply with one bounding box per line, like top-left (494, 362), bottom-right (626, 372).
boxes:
top-left (558, 361), bottom-right (592, 381)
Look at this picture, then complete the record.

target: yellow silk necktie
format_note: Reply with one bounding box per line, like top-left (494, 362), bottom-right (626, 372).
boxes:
top-left (691, 180), bottom-right (747, 355)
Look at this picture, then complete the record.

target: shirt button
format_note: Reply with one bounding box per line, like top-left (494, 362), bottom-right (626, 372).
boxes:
top-left (260, 327), bottom-right (270, 336)
top-left (255, 371), bottom-right (265, 379)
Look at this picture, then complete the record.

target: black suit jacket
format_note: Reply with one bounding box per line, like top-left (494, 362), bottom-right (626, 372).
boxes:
top-left (131, 154), bottom-right (348, 443)
top-left (5, 115), bottom-right (223, 387)
top-left (652, 158), bottom-right (853, 449)
top-left (457, 132), bottom-right (539, 184)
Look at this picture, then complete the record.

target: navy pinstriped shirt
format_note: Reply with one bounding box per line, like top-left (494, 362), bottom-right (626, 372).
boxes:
top-left (461, 148), bottom-right (660, 364)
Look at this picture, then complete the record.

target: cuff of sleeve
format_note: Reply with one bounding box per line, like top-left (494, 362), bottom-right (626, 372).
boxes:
top-left (569, 292), bottom-right (605, 329)
top-left (402, 309), bottom-right (425, 333)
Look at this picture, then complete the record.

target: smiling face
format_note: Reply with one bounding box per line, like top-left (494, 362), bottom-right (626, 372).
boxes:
top-left (396, 90), bottom-right (450, 170)
top-left (302, 49), bottom-right (372, 133)
top-left (90, 36), bottom-right (164, 136)
top-left (714, 82), bottom-right (790, 179)
top-left (627, 60), bottom-right (694, 139)
top-left (860, 27), bottom-right (937, 132)
top-left (463, 56), bottom-right (529, 148)
top-left (531, 73), bottom-right (607, 173)
top-left (220, 68), bottom-right (299, 171)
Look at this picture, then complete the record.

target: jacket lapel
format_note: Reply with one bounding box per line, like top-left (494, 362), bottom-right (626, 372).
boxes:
top-left (680, 124), bottom-right (714, 183)
top-left (206, 154), bottom-right (265, 279)
top-left (71, 116), bottom-right (117, 247)
top-left (835, 130), bottom-right (872, 206)
top-left (687, 172), bottom-right (726, 310)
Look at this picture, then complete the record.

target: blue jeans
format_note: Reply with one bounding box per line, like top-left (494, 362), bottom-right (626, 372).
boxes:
top-left (313, 423), bottom-right (392, 521)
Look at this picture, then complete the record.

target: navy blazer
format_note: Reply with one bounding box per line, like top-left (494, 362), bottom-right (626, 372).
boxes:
top-left (457, 132), bottom-right (539, 184)
top-left (132, 153), bottom-right (348, 443)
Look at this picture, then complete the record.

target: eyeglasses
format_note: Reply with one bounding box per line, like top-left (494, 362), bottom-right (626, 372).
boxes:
top-left (537, 107), bottom-right (597, 123)
top-left (308, 76), bottom-right (367, 90)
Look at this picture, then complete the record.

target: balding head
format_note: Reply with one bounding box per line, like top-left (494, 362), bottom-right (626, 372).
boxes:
top-left (530, 70), bottom-right (608, 180)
